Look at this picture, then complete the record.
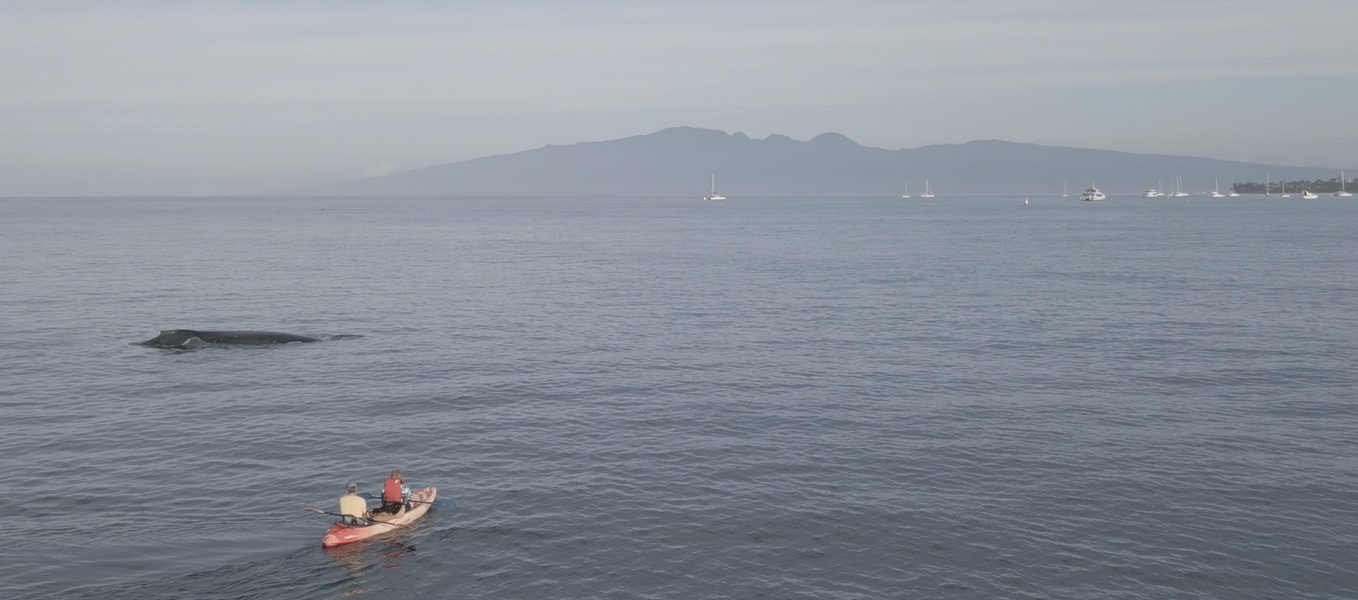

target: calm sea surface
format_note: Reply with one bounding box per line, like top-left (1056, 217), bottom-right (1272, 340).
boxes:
top-left (1, 195), bottom-right (1355, 599)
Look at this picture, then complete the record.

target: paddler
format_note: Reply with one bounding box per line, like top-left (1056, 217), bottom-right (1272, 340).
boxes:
top-left (338, 482), bottom-right (370, 526)
top-left (375, 468), bottom-right (411, 515)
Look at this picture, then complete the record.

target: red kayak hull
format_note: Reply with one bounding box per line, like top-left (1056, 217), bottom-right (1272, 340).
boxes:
top-left (321, 486), bottom-right (437, 547)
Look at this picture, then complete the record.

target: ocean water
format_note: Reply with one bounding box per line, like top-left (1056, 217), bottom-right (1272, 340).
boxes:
top-left (1, 194), bottom-right (1355, 599)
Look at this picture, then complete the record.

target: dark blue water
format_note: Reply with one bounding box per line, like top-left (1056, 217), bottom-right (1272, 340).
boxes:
top-left (2, 195), bottom-right (1356, 599)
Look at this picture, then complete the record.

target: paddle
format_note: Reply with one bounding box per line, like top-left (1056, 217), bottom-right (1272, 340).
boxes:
top-left (303, 508), bottom-right (374, 525)
top-left (359, 491), bottom-right (453, 509)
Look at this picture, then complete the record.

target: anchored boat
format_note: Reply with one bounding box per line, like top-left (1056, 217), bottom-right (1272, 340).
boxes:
top-left (704, 174), bottom-right (726, 201)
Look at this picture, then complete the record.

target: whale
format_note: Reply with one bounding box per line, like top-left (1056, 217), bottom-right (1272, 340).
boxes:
top-left (139, 329), bottom-right (322, 349)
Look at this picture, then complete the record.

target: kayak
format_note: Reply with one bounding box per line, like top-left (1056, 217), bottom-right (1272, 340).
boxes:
top-left (321, 486), bottom-right (437, 547)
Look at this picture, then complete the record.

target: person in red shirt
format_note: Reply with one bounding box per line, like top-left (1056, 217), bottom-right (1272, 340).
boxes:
top-left (374, 468), bottom-right (411, 515)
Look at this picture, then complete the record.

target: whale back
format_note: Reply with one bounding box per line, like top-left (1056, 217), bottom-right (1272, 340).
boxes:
top-left (140, 329), bottom-right (203, 348)
top-left (139, 329), bottom-right (320, 348)
top-left (196, 330), bottom-right (321, 345)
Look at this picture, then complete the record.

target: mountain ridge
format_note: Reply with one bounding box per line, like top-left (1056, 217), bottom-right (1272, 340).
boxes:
top-left (286, 127), bottom-right (1345, 197)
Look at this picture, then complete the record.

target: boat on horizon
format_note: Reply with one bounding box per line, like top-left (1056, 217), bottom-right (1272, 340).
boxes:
top-left (1081, 184), bottom-right (1106, 201)
top-left (1336, 170), bottom-right (1353, 197)
top-left (1142, 182), bottom-right (1162, 198)
top-left (920, 179), bottom-right (935, 198)
top-left (1302, 190), bottom-right (1319, 199)
top-left (704, 174), bottom-right (725, 201)
top-left (1210, 177), bottom-right (1224, 198)
top-left (1171, 175), bottom-right (1189, 197)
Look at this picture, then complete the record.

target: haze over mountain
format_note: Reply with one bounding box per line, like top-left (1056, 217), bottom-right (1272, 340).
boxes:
top-left (290, 127), bottom-right (1347, 197)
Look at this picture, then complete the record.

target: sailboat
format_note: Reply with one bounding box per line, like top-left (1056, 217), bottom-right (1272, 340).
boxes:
top-left (1264, 173), bottom-right (1271, 196)
top-left (1210, 177), bottom-right (1224, 197)
top-left (1228, 176), bottom-right (1240, 197)
top-left (1280, 180), bottom-right (1290, 198)
top-left (1171, 175), bottom-right (1189, 197)
top-left (1062, 182), bottom-right (1069, 198)
top-left (704, 174), bottom-right (725, 201)
top-left (920, 179), bottom-right (935, 198)
top-left (900, 181), bottom-right (910, 199)
top-left (1335, 170), bottom-right (1353, 197)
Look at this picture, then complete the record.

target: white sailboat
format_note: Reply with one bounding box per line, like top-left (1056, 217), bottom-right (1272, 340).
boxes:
top-left (1062, 182), bottom-right (1069, 198)
top-left (1280, 180), bottom-right (1290, 198)
top-left (1264, 173), bottom-right (1271, 196)
top-left (1210, 177), bottom-right (1224, 198)
top-left (920, 179), bottom-right (935, 198)
top-left (1228, 176), bottom-right (1240, 197)
top-left (704, 174), bottom-right (725, 201)
top-left (1335, 171), bottom-right (1353, 197)
top-left (1171, 175), bottom-right (1189, 197)
top-left (900, 181), bottom-right (910, 199)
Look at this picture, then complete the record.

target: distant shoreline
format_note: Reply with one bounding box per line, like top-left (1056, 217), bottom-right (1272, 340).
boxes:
top-left (1231, 177), bottom-right (1352, 194)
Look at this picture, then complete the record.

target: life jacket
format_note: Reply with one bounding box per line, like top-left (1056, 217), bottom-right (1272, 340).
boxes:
top-left (382, 477), bottom-right (404, 503)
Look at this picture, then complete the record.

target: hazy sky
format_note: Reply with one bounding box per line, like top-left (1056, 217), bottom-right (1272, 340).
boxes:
top-left (3, 0), bottom-right (1355, 196)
